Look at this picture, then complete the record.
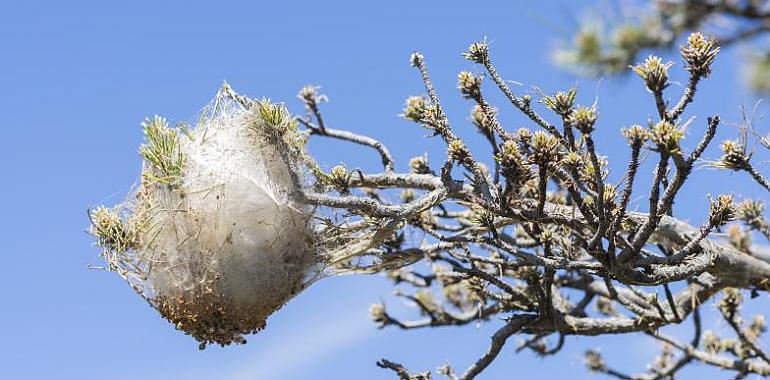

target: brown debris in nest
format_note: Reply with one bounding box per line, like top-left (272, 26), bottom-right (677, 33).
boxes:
top-left (153, 274), bottom-right (294, 349)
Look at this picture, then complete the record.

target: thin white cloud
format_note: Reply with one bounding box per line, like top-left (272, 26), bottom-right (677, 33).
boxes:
top-left (227, 308), bottom-right (375, 380)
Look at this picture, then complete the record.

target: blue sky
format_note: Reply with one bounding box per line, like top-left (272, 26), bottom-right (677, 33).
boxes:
top-left (1, 1), bottom-right (768, 379)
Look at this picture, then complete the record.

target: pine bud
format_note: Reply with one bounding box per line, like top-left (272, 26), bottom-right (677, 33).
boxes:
top-left (632, 55), bottom-right (673, 92)
top-left (462, 41), bottom-right (489, 64)
top-left (409, 155), bottom-right (431, 174)
top-left (447, 139), bottom-right (470, 161)
top-left (584, 350), bottom-right (606, 372)
top-left (409, 52), bottom-right (424, 67)
top-left (567, 106), bottom-right (598, 134)
top-left (718, 288), bottom-right (743, 316)
top-left (595, 297), bottom-right (617, 316)
top-left (297, 85), bottom-right (327, 107)
top-left (716, 139), bottom-right (750, 170)
top-left (470, 105), bottom-right (496, 133)
top-left (574, 29), bottom-right (602, 64)
top-left (369, 303), bottom-right (388, 324)
top-left (529, 131), bottom-right (560, 165)
top-left (542, 88), bottom-right (576, 116)
top-left (602, 183), bottom-right (617, 207)
top-left (330, 164), bottom-right (352, 192)
top-left (402, 96), bottom-right (428, 122)
top-left (737, 199), bottom-right (765, 227)
top-left (89, 206), bottom-right (136, 253)
top-left (421, 104), bottom-right (445, 130)
top-left (680, 32), bottom-right (720, 77)
top-left (727, 225), bottom-right (752, 253)
top-left (650, 120), bottom-right (684, 154)
top-left (457, 71), bottom-right (482, 99)
top-left (516, 128), bottom-right (532, 143)
top-left (703, 331), bottom-right (722, 354)
top-left (709, 194), bottom-right (736, 227)
top-left (613, 25), bottom-right (646, 51)
top-left (749, 315), bottom-right (767, 339)
top-left (496, 140), bottom-right (528, 184)
top-left (562, 151), bottom-right (583, 167)
top-left (400, 189), bottom-right (416, 203)
top-left (414, 290), bottom-right (439, 314)
top-left (621, 124), bottom-right (650, 146)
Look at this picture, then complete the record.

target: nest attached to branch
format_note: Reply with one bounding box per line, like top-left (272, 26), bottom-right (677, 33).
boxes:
top-left (90, 86), bottom-right (319, 348)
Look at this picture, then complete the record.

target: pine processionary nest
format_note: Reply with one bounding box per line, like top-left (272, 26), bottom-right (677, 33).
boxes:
top-left (90, 86), bottom-right (319, 348)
